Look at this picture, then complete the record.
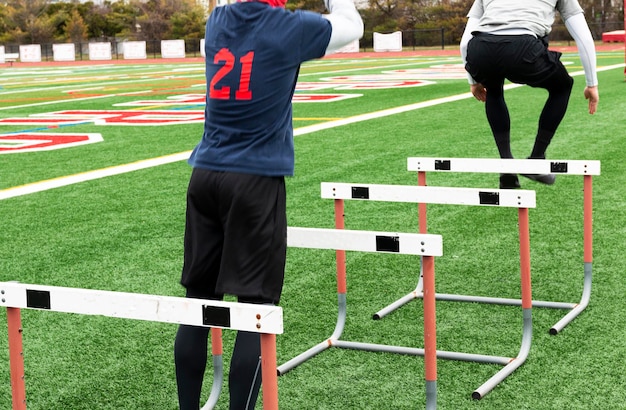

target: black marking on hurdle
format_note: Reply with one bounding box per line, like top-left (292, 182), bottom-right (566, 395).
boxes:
top-left (351, 186), bottom-right (370, 199)
top-left (202, 305), bottom-right (231, 327)
top-left (550, 162), bottom-right (568, 173)
top-left (375, 235), bottom-right (400, 252)
top-left (479, 191), bottom-right (500, 205)
top-left (434, 159), bottom-right (451, 171)
top-left (26, 289), bottom-right (51, 309)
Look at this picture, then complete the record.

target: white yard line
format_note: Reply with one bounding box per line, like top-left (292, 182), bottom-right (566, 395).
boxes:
top-left (0, 152), bottom-right (191, 200)
top-left (299, 58), bottom-right (457, 78)
top-left (1, 63), bottom-right (622, 201)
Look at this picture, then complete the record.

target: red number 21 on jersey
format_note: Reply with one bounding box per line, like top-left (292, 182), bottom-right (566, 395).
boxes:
top-left (209, 48), bottom-right (254, 101)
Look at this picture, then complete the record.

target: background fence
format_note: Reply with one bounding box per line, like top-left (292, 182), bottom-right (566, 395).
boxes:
top-left (1, 22), bottom-right (623, 61)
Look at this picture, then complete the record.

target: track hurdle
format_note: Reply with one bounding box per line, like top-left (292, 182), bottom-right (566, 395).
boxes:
top-left (283, 227), bottom-right (443, 409)
top-left (404, 157), bottom-right (600, 334)
top-left (311, 182), bottom-right (536, 400)
top-left (0, 282), bottom-right (283, 410)
top-left (200, 227), bottom-right (442, 409)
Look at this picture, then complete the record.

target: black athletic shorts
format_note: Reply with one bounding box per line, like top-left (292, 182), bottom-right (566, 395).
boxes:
top-left (180, 168), bottom-right (287, 304)
top-left (465, 33), bottom-right (570, 88)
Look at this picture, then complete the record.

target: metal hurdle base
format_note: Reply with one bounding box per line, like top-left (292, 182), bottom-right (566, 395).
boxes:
top-left (200, 354), bottom-right (224, 410)
top-left (373, 248), bottom-right (592, 336)
top-left (373, 261), bottom-right (592, 335)
top-left (278, 294), bottom-right (533, 401)
top-left (404, 157), bottom-right (600, 335)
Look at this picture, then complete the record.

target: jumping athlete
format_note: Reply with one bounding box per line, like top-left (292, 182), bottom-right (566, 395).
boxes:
top-left (173, 0), bottom-right (363, 408)
top-left (460, 0), bottom-right (599, 189)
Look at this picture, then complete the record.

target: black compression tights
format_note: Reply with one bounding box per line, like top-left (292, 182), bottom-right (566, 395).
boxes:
top-left (174, 294), bottom-right (266, 410)
top-left (484, 73), bottom-right (573, 159)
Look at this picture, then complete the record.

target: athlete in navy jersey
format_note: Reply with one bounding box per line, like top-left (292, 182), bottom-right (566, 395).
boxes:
top-left (175, 0), bottom-right (363, 409)
top-left (188, 2), bottom-right (333, 176)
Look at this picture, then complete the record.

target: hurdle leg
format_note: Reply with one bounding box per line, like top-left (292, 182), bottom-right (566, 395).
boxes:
top-left (549, 175), bottom-right (594, 334)
top-left (201, 328), bottom-right (224, 410)
top-left (422, 255), bottom-right (437, 410)
top-left (372, 172), bottom-right (428, 320)
top-left (261, 334), bottom-right (279, 410)
top-left (472, 207), bottom-right (533, 399)
top-left (7, 307), bottom-right (27, 410)
top-left (277, 200), bottom-right (348, 375)
top-left (276, 293), bottom-right (347, 375)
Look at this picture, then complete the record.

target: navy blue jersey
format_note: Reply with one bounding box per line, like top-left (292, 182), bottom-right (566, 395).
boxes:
top-left (188, 2), bottom-right (332, 176)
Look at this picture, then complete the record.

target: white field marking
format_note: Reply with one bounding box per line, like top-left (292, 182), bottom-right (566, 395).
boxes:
top-left (0, 63), bottom-right (622, 201)
top-left (0, 94), bottom-right (118, 111)
top-left (2, 73), bottom-right (137, 88)
top-left (309, 57), bottom-right (452, 67)
top-left (0, 59), bottom-right (445, 111)
top-left (294, 63), bottom-right (624, 136)
top-left (0, 85), bottom-right (173, 112)
top-left (0, 152), bottom-right (191, 200)
top-left (0, 90), bottom-right (155, 112)
top-left (64, 87), bottom-right (105, 94)
top-left (0, 73), bottom-right (204, 99)
top-left (299, 58), bottom-right (457, 78)
top-left (292, 90), bottom-right (483, 136)
top-left (568, 63), bottom-right (625, 77)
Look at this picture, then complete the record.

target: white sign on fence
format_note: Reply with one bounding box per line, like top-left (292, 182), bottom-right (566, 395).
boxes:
top-left (53, 43), bottom-right (76, 62)
top-left (161, 39), bottom-right (186, 59)
top-left (19, 44), bottom-right (42, 62)
top-left (373, 31), bottom-right (403, 52)
top-left (123, 41), bottom-right (147, 60)
top-left (89, 42), bottom-right (112, 61)
top-left (200, 39), bottom-right (205, 57)
top-left (0, 46), bottom-right (4, 64)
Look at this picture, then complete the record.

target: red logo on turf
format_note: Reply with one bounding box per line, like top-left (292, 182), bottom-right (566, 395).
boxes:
top-left (0, 133), bottom-right (103, 154)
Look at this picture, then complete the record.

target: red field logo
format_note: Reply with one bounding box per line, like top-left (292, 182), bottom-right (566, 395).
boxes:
top-left (0, 133), bottom-right (103, 154)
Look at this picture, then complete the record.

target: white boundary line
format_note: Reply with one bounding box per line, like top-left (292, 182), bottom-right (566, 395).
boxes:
top-left (0, 63), bottom-right (622, 201)
top-left (0, 152), bottom-right (190, 200)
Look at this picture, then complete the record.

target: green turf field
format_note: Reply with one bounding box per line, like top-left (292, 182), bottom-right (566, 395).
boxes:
top-left (0, 50), bottom-right (625, 409)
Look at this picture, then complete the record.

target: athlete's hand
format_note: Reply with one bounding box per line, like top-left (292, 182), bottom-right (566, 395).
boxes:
top-left (471, 83), bottom-right (487, 102)
top-left (584, 86), bottom-right (599, 114)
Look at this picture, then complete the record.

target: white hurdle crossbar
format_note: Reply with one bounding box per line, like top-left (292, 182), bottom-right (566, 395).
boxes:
top-left (0, 282), bottom-right (283, 410)
top-left (282, 227), bottom-right (443, 409)
top-left (407, 157), bottom-right (600, 334)
top-left (319, 182), bottom-right (536, 400)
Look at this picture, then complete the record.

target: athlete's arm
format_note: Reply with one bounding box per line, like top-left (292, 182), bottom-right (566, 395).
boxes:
top-left (322, 0), bottom-right (364, 55)
top-left (564, 13), bottom-right (598, 87)
top-left (460, 16), bottom-right (481, 85)
top-left (564, 12), bottom-right (599, 114)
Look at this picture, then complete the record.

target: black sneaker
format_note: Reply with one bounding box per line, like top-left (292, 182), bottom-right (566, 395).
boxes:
top-left (521, 173), bottom-right (556, 185)
top-left (499, 173), bottom-right (520, 189)
top-left (521, 156), bottom-right (556, 185)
